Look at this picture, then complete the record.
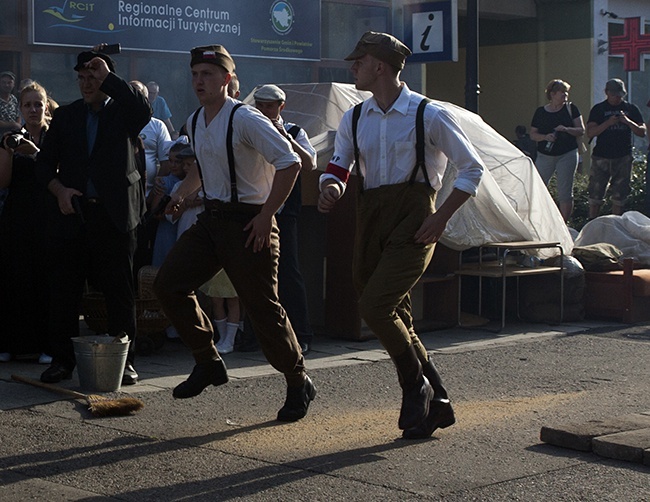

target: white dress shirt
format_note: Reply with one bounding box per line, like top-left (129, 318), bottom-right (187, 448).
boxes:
top-left (321, 84), bottom-right (484, 196)
top-left (187, 98), bottom-right (300, 204)
top-left (140, 117), bottom-right (171, 195)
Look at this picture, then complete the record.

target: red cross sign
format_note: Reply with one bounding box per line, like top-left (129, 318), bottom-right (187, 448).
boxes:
top-left (609, 17), bottom-right (650, 72)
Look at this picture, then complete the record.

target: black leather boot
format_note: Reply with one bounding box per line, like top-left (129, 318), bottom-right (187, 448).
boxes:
top-left (277, 376), bottom-right (317, 422)
top-left (173, 358), bottom-right (229, 398)
top-left (393, 345), bottom-right (434, 430)
top-left (402, 358), bottom-right (455, 439)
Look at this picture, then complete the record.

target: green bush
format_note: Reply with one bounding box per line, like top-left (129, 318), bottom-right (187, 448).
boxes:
top-left (547, 149), bottom-right (647, 231)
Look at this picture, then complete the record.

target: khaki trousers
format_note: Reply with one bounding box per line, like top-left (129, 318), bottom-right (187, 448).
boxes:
top-left (153, 206), bottom-right (305, 386)
top-left (353, 182), bottom-right (437, 360)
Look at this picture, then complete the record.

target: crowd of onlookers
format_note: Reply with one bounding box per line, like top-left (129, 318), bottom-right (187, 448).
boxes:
top-left (514, 77), bottom-right (650, 223)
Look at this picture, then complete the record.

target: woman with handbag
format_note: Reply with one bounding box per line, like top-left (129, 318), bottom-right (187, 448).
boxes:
top-left (0, 81), bottom-right (55, 363)
top-left (530, 79), bottom-right (585, 222)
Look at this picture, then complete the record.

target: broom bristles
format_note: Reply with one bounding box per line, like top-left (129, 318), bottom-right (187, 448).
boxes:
top-left (86, 395), bottom-right (145, 417)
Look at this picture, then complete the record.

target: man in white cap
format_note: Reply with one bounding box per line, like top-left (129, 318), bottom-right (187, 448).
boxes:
top-left (318, 31), bottom-right (484, 439)
top-left (253, 83), bottom-right (317, 354)
top-left (586, 78), bottom-right (646, 218)
top-left (153, 45), bottom-right (316, 423)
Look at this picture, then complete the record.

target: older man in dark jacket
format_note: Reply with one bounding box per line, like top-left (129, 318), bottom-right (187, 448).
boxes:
top-left (36, 49), bottom-right (151, 384)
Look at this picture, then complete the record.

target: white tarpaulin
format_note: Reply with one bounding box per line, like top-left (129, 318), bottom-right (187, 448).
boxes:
top-left (574, 211), bottom-right (650, 265)
top-left (245, 83), bottom-right (573, 257)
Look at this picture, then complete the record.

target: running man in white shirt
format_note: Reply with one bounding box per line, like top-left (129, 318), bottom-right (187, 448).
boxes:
top-left (318, 32), bottom-right (484, 439)
top-left (154, 45), bottom-right (315, 422)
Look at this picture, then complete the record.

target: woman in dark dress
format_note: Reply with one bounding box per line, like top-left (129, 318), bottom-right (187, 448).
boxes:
top-left (0, 82), bottom-right (54, 362)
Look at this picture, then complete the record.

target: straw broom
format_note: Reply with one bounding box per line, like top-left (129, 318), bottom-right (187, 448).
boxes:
top-left (11, 374), bottom-right (144, 417)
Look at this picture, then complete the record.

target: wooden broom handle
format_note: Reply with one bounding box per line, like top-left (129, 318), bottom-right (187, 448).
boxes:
top-left (11, 374), bottom-right (88, 400)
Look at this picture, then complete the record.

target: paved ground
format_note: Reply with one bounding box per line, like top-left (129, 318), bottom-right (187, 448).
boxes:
top-left (1, 318), bottom-right (649, 501)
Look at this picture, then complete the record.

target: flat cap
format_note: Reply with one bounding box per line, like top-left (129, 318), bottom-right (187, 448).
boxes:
top-left (605, 78), bottom-right (627, 97)
top-left (0, 71), bottom-right (16, 80)
top-left (74, 51), bottom-right (116, 73)
top-left (345, 31), bottom-right (412, 70)
top-left (253, 84), bottom-right (286, 102)
top-left (190, 45), bottom-right (235, 73)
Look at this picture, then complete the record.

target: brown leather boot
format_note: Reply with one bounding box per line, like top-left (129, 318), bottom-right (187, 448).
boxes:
top-left (393, 345), bottom-right (434, 430)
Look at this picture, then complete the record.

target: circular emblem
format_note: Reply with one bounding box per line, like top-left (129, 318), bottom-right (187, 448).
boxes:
top-left (270, 1), bottom-right (294, 35)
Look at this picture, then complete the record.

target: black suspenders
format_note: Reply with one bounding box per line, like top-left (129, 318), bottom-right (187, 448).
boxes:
top-left (191, 102), bottom-right (245, 203)
top-left (351, 97), bottom-right (432, 193)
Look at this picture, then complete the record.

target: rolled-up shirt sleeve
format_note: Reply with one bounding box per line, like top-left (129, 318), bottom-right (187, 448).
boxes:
top-left (428, 107), bottom-right (484, 197)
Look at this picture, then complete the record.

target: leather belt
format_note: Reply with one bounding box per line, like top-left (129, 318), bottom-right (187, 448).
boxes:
top-left (203, 199), bottom-right (262, 217)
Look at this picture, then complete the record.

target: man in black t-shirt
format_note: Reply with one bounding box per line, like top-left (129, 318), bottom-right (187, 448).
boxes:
top-left (586, 78), bottom-right (646, 218)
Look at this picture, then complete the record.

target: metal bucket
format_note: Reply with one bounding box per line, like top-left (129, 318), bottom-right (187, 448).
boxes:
top-left (72, 335), bottom-right (130, 392)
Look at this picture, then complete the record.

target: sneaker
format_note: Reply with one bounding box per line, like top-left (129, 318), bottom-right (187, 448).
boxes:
top-left (277, 376), bottom-right (316, 422)
top-left (0, 352), bottom-right (11, 362)
top-left (38, 353), bottom-right (53, 365)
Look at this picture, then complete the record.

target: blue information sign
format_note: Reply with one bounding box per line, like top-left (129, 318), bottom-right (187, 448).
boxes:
top-left (403, 0), bottom-right (457, 63)
top-left (31, 0), bottom-right (321, 61)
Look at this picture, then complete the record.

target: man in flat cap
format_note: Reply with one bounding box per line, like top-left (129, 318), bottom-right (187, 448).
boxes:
top-left (0, 70), bottom-right (19, 215)
top-left (0, 71), bottom-right (20, 135)
top-left (586, 78), bottom-right (646, 218)
top-left (318, 31), bottom-right (484, 439)
top-left (154, 45), bottom-right (316, 422)
top-left (36, 45), bottom-right (152, 385)
top-left (253, 83), bottom-right (317, 355)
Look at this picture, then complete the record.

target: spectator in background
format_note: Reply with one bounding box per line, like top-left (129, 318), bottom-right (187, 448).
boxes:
top-left (0, 71), bottom-right (20, 134)
top-left (147, 81), bottom-right (177, 139)
top-left (130, 80), bottom-right (172, 272)
top-left (0, 70), bottom-right (20, 216)
top-left (253, 84), bottom-right (317, 354)
top-left (150, 142), bottom-right (186, 267)
top-left (35, 47), bottom-right (151, 385)
top-left (530, 79), bottom-right (584, 222)
top-left (130, 81), bottom-right (171, 197)
top-left (586, 78), bottom-right (646, 219)
top-left (513, 125), bottom-right (537, 162)
top-left (0, 81), bottom-right (55, 363)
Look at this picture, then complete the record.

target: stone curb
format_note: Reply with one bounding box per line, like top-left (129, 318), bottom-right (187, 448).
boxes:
top-left (540, 411), bottom-right (650, 464)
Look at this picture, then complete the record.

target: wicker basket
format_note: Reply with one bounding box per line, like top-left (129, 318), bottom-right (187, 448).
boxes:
top-left (83, 266), bottom-right (169, 335)
top-left (82, 293), bottom-right (170, 334)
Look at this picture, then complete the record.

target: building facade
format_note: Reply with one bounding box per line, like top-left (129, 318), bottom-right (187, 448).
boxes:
top-left (1, 0), bottom-right (648, 147)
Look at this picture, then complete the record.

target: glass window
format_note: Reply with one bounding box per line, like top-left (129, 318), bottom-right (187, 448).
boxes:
top-left (322, 2), bottom-right (390, 60)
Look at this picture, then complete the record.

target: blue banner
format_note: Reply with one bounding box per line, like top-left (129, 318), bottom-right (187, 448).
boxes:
top-left (31, 0), bottom-right (321, 61)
